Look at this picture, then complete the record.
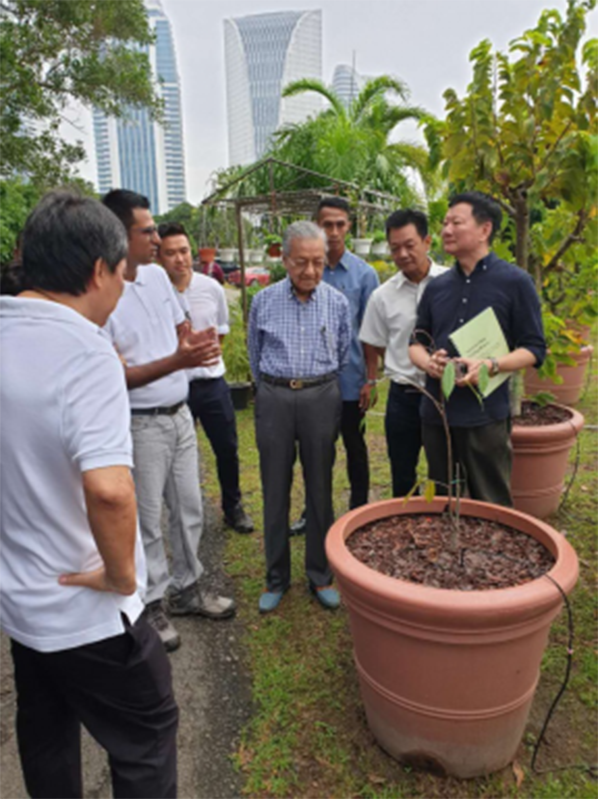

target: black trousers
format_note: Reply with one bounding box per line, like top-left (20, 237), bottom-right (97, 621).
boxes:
top-left (255, 380), bottom-right (341, 591)
top-left (422, 420), bottom-right (513, 507)
top-left (11, 616), bottom-right (178, 799)
top-left (187, 376), bottom-right (241, 515)
top-left (340, 400), bottom-right (369, 509)
top-left (385, 383), bottom-right (423, 497)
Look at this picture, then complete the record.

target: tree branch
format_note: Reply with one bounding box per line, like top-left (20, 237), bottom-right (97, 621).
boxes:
top-left (543, 210), bottom-right (588, 273)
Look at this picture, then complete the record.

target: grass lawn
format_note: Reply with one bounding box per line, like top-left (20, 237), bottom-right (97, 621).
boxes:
top-left (197, 346), bottom-right (598, 798)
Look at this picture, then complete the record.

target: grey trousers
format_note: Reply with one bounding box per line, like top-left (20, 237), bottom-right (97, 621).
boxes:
top-left (131, 405), bottom-right (204, 604)
top-left (422, 420), bottom-right (513, 507)
top-left (255, 379), bottom-right (341, 592)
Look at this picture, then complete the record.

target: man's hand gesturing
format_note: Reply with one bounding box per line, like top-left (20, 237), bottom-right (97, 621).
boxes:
top-left (177, 326), bottom-right (222, 368)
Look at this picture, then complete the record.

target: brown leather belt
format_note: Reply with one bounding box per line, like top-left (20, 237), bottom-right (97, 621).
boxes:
top-left (260, 372), bottom-right (337, 390)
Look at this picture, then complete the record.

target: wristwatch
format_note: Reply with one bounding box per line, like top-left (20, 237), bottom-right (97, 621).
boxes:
top-left (488, 357), bottom-right (500, 377)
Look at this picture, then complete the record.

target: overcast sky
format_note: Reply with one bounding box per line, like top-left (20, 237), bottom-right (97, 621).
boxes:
top-left (67, 0), bottom-right (598, 204)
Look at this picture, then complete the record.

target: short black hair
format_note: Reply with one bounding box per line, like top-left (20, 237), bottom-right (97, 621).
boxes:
top-left (158, 222), bottom-right (189, 242)
top-left (22, 191), bottom-right (128, 296)
top-left (449, 192), bottom-right (502, 243)
top-left (317, 196), bottom-right (351, 217)
top-left (385, 209), bottom-right (429, 239)
top-left (102, 189), bottom-right (150, 232)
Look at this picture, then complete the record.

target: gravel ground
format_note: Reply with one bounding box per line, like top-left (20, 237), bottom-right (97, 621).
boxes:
top-left (0, 497), bottom-right (253, 799)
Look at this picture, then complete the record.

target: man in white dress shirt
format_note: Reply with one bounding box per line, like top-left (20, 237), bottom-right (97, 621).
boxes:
top-left (360, 209), bottom-right (446, 497)
top-left (0, 192), bottom-right (178, 797)
top-left (157, 222), bottom-right (253, 534)
top-left (103, 190), bottom-right (235, 654)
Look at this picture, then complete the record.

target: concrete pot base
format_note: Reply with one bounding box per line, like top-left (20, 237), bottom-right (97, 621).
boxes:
top-left (326, 497), bottom-right (579, 778)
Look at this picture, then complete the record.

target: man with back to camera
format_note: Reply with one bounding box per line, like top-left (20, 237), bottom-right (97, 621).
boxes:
top-left (0, 192), bottom-right (178, 798)
top-left (157, 221), bottom-right (254, 534)
top-left (289, 197), bottom-right (379, 535)
top-left (360, 209), bottom-right (447, 497)
top-left (409, 191), bottom-right (546, 505)
top-left (102, 189), bottom-right (235, 654)
top-left (248, 221), bottom-right (351, 613)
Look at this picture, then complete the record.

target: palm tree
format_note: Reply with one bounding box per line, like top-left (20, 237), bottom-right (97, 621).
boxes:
top-left (269, 75), bottom-right (437, 205)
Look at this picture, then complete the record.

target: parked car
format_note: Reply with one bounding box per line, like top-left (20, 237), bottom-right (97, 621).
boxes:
top-left (228, 266), bottom-right (271, 287)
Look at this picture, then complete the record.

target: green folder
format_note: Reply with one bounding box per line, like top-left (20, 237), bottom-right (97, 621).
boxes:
top-left (449, 307), bottom-right (510, 398)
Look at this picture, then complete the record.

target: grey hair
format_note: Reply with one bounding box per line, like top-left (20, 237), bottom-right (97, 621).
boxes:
top-left (282, 221), bottom-right (326, 257)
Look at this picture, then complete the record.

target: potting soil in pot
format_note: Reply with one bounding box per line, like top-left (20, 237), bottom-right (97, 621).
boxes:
top-left (347, 514), bottom-right (555, 590)
top-left (513, 400), bottom-right (572, 426)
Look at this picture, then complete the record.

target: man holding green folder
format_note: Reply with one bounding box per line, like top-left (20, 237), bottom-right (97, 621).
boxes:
top-left (409, 192), bottom-right (546, 506)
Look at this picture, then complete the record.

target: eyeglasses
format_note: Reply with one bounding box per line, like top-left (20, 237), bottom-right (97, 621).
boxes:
top-left (286, 258), bottom-right (325, 271)
top-left (132, 225), bottom-right (159, 236)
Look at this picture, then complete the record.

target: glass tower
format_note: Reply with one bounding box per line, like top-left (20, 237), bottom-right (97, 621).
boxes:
top-left (93, 0), bottom-right (186, 214)
top-left (224, 10), bottom-right (322, 166)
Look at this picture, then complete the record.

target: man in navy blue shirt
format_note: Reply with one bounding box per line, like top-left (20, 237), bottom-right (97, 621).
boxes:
top-left (409, 192), bottom-right (546, 506)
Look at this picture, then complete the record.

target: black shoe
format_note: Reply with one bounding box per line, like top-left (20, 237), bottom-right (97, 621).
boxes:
top-left (224, 503), bottom-right (254, 534)
top-left (289, 514), bottom-right (307, 537)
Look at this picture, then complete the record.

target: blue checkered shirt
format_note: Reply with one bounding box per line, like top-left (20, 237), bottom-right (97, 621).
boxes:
top-left (248, 277), bottom-right (351, 380)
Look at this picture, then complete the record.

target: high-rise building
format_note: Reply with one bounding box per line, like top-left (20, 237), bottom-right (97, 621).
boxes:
top-left (224, 10), bottom-right (322, 166)
top-left (331, 64), bottom-right (366, 108)
top-left (93, 0), bottom-right (186, 214)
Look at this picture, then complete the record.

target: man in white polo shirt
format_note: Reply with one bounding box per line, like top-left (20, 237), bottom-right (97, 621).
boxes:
top-left (103, 190), bottom-right (235, 654)
top-left (0, 192), bottom-right (178, 798)
top-left (360, 209), bottom-right (447, 497)
top-left (157, 222), bottom-right (254, 534)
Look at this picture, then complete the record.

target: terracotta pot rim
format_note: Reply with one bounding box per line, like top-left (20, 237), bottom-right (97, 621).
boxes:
top-left (326, 497), bottom-right (578, 617)
top-left (512, 402), bottom-right (585, 442)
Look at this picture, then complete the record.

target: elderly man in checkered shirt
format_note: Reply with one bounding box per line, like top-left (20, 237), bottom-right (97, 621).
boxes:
top-left (248, 221), bottom-right (351, 614)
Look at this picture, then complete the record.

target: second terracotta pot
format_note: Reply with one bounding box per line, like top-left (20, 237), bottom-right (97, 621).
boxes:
top-left (511, 403), bottom-right (585, 518)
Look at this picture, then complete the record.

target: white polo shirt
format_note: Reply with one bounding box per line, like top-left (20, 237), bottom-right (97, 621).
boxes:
top-left (171, 272), bottom-right (229, 381)
top-left (359, 262), bottom-right (447, 386)
top-left (0, 297), bottom-right (146, 653)
top-left (104, 264), bottom-right (188, 409)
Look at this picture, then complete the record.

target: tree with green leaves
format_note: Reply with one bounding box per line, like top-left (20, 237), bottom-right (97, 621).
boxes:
top-left (267, 75), bottom-right (437, 209)
top-left (441, 0), bottom-right (597, 368)
top-left (0, 0), bottom-right (161, 186)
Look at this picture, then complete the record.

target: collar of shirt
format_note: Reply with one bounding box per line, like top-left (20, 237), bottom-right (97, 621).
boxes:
top-left (390, 258), bottom-right (439, 290)
top-left (454, 253), bottom-right (495, 279)
top-left (286, 274), bottom-right (320, 303)
top-left (327, 249), bottom-right (363, 272)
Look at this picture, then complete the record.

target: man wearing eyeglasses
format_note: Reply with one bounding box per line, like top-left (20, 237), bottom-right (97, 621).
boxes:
top-left (102, 190), bottom-right (236, 653)
top-left (248, 221), bottom-right (351, 614)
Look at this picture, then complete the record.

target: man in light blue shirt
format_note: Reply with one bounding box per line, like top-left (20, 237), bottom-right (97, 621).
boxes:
top-left (319, 197), bottom-right (379, 509)
top-left (248, 221), bottom-right (351, 614)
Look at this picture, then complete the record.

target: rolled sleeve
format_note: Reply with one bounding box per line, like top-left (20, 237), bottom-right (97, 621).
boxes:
top-left (359, 293), bottom-right (388, 348)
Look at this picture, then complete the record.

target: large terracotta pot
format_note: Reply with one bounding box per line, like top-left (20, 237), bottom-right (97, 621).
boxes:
top-left (326, 497), bottom-right (578, 779)
top-left (511, 403), bottom-right (585, 518)
top-left (524, 346), bottom-right (593, 405)
top-left (199, 247), bottom-right (217, 264)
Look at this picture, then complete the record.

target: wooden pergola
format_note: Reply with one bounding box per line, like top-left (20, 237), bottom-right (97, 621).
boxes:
top-left (201, 157), bottom-right (404, 322)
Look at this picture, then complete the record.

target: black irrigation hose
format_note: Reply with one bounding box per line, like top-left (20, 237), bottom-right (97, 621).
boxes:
top-left (558, 435), bottom-right (581, 513)
top-left (530, 574), bottom-right (597, 778)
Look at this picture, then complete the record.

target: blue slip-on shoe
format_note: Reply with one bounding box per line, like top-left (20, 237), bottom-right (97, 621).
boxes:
top-left (311, 585), bottom-right (341, 610)
top-left (258, 590), bottom-right (284, 614)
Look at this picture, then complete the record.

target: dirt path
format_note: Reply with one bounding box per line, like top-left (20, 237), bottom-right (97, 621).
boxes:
top-left (0, 498), bottom-right (252, 799)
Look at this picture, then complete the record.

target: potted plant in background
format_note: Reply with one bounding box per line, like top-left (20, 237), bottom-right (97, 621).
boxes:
top-left (325, 360), bottom-right (579, 778)
top-left (370, 229), bottom-right (390, 258)
top-left (222, 304), bottom-right (252, 410)
top-left (263, 232), bottom-right (282, 259)
top-left (439, 0), bottom-right (596, 517)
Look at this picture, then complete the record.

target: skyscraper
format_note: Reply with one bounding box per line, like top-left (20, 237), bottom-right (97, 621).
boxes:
top-left (224, 10), bottom-right (322, 166)
top-left (331, 64), bottom-right (366, 108)
top-left (93, 0), bottom-right (186, 214)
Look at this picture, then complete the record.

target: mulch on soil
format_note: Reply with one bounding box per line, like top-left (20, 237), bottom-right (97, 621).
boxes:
top-left (514, 400), bottom-right (573, 426)
top-left (347, 513), bottom-right (555, 590)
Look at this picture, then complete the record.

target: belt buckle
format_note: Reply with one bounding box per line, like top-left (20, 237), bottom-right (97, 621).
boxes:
top-left (289, 379), bottom-right (303, 390)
